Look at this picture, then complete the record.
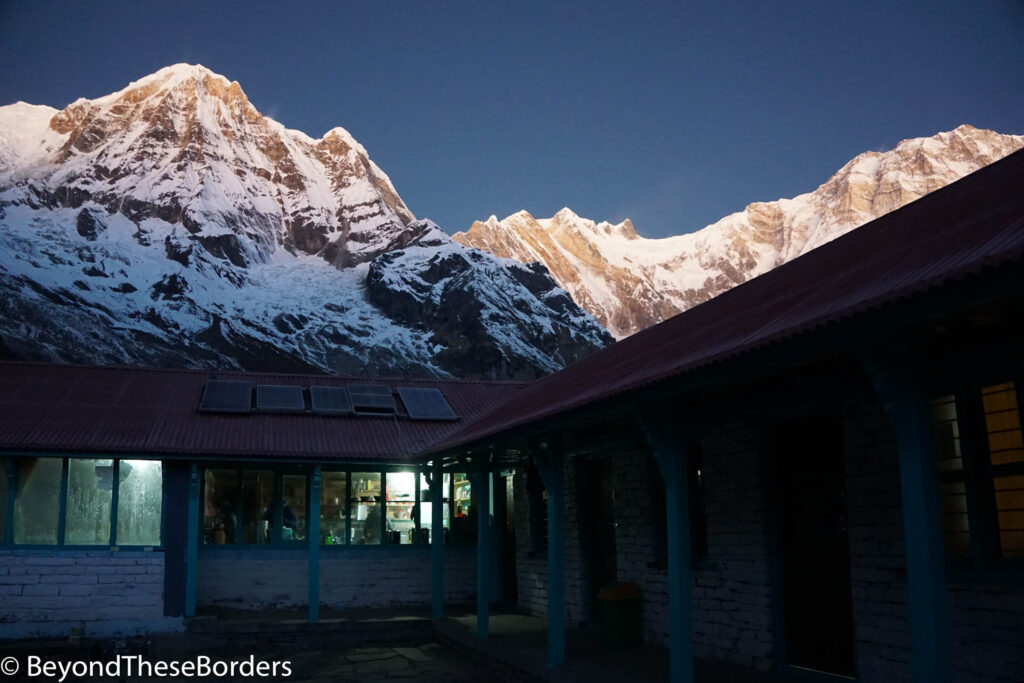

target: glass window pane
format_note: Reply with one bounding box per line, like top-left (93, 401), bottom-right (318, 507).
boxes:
top-left (982, 382), bottom-right (1024, 466)
top-left (386, 472), bottom-right (416, 544)
top-left (282, 475), bottom-right (307, 541)
top-left (321, 471), bottom-right (348, 545)
top-left (0, 460), bottom-right (8, 544)
top-left (452, 473), bottom-right (476, 543)
top-left (65, 459), bottom-right (113, 545)
top-left (14, 458), bottom-right (62, 544)
top-left (995, 475), bottom-right (1024, 558)
top-left (116, 460), bottom-right (162, 546)
top-left (240, 470), bottom-right (274, 544)
top-left (939, 481), bottom-right (971, 558)
top-left (351, 472), bottom-right (382, 545)
top-left (204, 469), bottom-right (240, 544)
top-left (931, 396), bottom-right (963, 472)
top-left (419, 473), bottom-right (451, 545)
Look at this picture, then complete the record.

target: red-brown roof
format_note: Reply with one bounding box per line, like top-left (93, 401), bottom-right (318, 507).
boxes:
top-left (428, 148), bottom-right (1024, 455)
top-left (0, 363), bottom-right (525, 461)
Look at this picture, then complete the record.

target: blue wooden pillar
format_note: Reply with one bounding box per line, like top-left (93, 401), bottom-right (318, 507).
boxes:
top-left (471, 460), bottom-right (492, 639)
top-left (5, 460), bottom-right (18, 544)
top-left (867, 359), bottom-right (951, 683)
top-left (430, 458), bottom-right (445, 619)
top-left (639, 415), bottom-right (695, 683)
top-left (536, 448), bottom-right (566, 670)
top-left (184, 462), bottom-right (199, 618)
top-left (308, 465), bottom-right (321, 623)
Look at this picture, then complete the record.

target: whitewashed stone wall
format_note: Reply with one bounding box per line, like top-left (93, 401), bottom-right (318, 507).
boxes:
top-left (197, 548), bottom-right (476, 609)
top-left (0, 550), bottom-right (180, 639)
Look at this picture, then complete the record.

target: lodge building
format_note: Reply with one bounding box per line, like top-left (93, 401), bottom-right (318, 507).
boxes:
top-left (1, 149), bottom-right (1022, 682)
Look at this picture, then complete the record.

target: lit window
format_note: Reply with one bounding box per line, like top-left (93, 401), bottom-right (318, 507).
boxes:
top-left (64, 459), bottom-right (114, 545)
top-left (116, 461), bottom-right (162, 546)
top-left (418, 472), bottom-right (450, 545)
top-left (13, 458), bottom-right (62, 545)
top-left (320, 471), bottom-right (348, 545)
top-left (240, 470), bottom-right (274, 544)
top-left (932, 381), bottom-right (1024, 564)
top-left (7, 457), bottom-right (163, 547)
top-left (351, 472), bottom-right (383, 545)
top-left (386, 472), bottom-right (416, 544)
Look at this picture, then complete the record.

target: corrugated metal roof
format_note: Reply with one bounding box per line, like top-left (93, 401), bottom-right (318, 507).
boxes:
top-left (0, 363), bottom-right (525, 461)
top-left (428, 148), bottom-right (1024, 455)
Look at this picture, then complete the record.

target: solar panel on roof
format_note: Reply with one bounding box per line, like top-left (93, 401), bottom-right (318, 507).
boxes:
top-left (255, 385), bottom-right (305, 413)
top-left (310, 386), bottom-right (352, 416)
top-left (199, 380), bottom-right (252, 413)
top-left (347, 384), bottom-right (396, 415)
top-left (397, 387), bottom-right (458, 421)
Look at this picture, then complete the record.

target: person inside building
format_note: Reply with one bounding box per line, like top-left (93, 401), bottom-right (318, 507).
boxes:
top-left (261, 498), bottom-right (299, 540)
top-left (362, 500), bottom-right (393, 544)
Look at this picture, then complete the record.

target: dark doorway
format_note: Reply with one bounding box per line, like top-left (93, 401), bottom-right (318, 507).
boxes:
top-left (492, 472), bottom-right (518, 605)
top-left (577, 460), bottom-right (617, 622)
top-left (775, 417), bottom-right (855, 677)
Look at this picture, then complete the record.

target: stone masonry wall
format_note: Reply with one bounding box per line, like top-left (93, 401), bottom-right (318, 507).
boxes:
top-left (0, 550), bottom-right (180, 639)
top-left (513, 469), bottom-right (548, 617)
top-left (510, 380), bottom-right (1024, 680)
top-left (511, 419), bottom-right (776, 671)
top-left (693, 419), bottom-right (775, 670)
top-left (843, 393), bottom-right (1024, 683)
top-left (842, 396), bottom-right (913, 682)
top-left (197, 548), bottom-right (476, 610)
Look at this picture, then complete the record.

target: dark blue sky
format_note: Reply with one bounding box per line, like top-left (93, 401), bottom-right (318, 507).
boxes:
top-left (1, 1), bottom-right (1021, 237)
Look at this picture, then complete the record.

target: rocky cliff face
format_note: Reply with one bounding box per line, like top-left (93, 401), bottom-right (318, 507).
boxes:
top-left (455, 126), bottom-right (1024, 338)
top-left (0, 64), bottom-right (611, 378)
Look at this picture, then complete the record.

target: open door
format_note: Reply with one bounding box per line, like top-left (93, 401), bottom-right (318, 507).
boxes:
top-left (775, 417), bottom-right (855, 677)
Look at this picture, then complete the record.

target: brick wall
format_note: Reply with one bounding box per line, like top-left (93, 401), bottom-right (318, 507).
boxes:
top-left (0, 550), bottom-right (180, 639)
top-left (197, 548), bottom-right (476, 610)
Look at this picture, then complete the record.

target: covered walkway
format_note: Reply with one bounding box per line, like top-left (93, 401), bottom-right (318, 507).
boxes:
top-left (434, 613), bottom-right (799, 683)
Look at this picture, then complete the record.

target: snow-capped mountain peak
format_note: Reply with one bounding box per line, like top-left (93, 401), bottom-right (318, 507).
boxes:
top-left (0, 65), bottom-right (611, 378)
top-left (455, 125), bottom-right (1024, 339)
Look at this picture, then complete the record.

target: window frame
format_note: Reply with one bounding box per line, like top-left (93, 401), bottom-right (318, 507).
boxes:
top-left (198, 463), bottom-right (453, 551)
top-left (0, 455), bottom-right (165, 550)
top-left (932, 374), bottom-right (1024, 580)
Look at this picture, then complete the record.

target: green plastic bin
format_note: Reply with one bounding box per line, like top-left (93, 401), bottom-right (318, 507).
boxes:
top-left (598, 582), bottom-right (642, 648)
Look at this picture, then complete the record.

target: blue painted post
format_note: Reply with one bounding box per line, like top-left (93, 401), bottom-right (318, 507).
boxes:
top-left (308, 466), bottom-right (321, 623)
top-left (868, 360), bottom-right (951, 683)
top-left (538, 452), bottom-right (566, 670)
top-left (431, 459), bottom-right (445, 619)
top-left (639, 416), bottom-right (694, 683)
top-left (108, 460), bottom-right (121, 546)
top-left (184, 462), bottom-right (199, 618)
top-left (6, 460), bottom-right (18, 545)
top-left (474, 463), bottom-right (492, 639)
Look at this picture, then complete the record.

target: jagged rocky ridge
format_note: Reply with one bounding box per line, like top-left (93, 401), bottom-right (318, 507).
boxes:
top-left (455, 125), bottom-right (1024, 338)
top-left (0, 64), bottom-right (611, 378)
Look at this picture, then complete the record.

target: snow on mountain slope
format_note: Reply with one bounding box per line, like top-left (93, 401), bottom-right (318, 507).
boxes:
top-left (0, 64), bottom-right (611, 378)
top-left (455, 126), bottom-right (1024, 338)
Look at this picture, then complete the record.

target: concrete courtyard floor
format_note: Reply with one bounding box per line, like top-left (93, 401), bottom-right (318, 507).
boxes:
top-left (0, 634), bottom-right (520, 682)
top-left (0, 609), bottom-right (799, 682)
